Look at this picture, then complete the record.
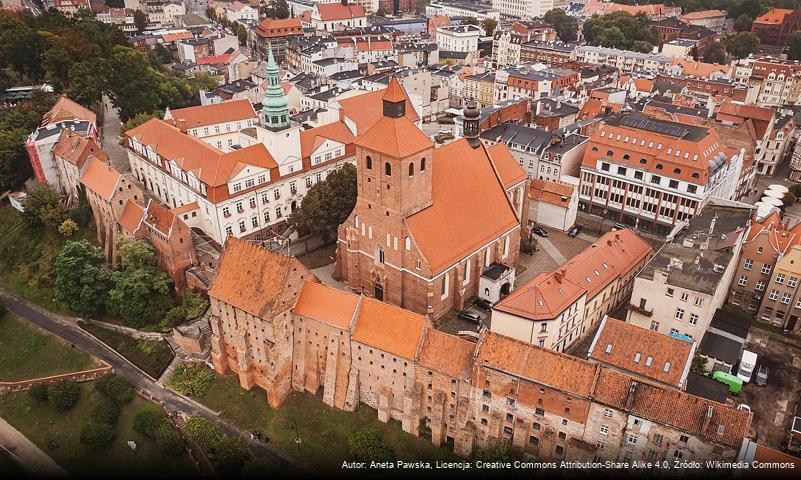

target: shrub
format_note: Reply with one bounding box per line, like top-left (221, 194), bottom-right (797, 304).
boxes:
top-left (91, 398), bottom-right (120, 425)
top-left (348, 428), bottom-right (394, 462)
top-left (214, 436), bottom-right (250, 472)
top-left (80, 422), bottom-right (115, 450)
top-left (29, 383), bottom-right (49, 402)
top-left (155, 423), bottom-right (185, 458)
top-left (58, 219), bottom-right (79, 237)
top-left (166, 364), bottom-right (214, 397)
top-left (184, 417), bottom-right (223, 452)
top-left (470, 440), bottom-right (513, 462)
top-left (94, 374), bottom-right (134, 404)
top-left (47, 380), bottom-right (80, 412)
top-left (133, 408), bottom-right (164, 439)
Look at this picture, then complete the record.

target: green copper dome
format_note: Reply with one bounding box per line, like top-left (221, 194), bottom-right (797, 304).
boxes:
top-left (262, 43), bottom-right (289, 131)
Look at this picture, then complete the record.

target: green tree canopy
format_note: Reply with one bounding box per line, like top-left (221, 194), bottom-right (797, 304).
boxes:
top-left (462, 17), bottom-right (480, 26)
top-left (289, 163), bottom-right (356, 242)
top-left (261, 0), bottom-right (290, 19)
top-left (48, 380), bottom-right (80, 411)
top-left (481, 18), bottom-right (498, 37)
top-left (108, 267), bottom-right (173, 326)
top-left (583, 12), bottom-right (660, 52)
top-left (54, 240), bottom-right (113, 316)
top-left (725, 31), bottom-right (759, 59)
top-left (788, 31), bottom-right (801, 61)
top-left (22, 183), bottom-right (68, 230)
top-left (703, 41), bottom-right (728, 64)
top-left (80, 422), bottom-right (115, 450)
top-left (348, 428), bottom-right (394, 462)
top-left (733, 13), bottom-right (753, 32)
top-left (543, 9), bottom-right (578, 42)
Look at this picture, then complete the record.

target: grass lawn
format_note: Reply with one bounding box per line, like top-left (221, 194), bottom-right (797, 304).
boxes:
top-left (0, 206), bottom-right (96, 315)
top-left (79, 322), bottom-right (174, 378)
top-left (0, 313), bottom-right (100, 381)
top-left (190, 370), bottom-right (456, 471)
top-left (296, 243), bottom-right (337, 270)
top-left (0, 385), bottom-right (198, 477)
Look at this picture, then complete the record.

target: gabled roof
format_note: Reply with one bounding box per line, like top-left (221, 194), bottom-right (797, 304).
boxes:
top-left (119, 200), bottom-right (145, 234)
top-left (208, 237), bottom-right (312, 317)
top-left (486, 143), bottom-right (527, 189)
top-left (316, 2), bottom-right (365, 21)
top-left (167, 99), bottom-right (257, 130)
top-left (52, 129), bottom-right (108, 170)
top-left (529, 179), bottom-right (574, 207)
top-left (338, 88), bottom-right (419, 135)
top-left (299, 121), bottom-right (356, 159)
top-left (680, 9), bottom-right (725, 20)
top-left (589, 316), bottom-right (693, 387)
top-left (754, 8), bottom-right (794, 24)
top-left (494, 270), bottom-right (586, 320)
top-left (42, 95), bottom-right (96, 126)
top-left (293, 281), bottom-right (359, 330)
top-left (418, 329), bottom-right (476, 380)
top-left (143, 200), bottom-right (177, 236)
top-left (352, 297), bottom-right (426, 360)
top-left (405, 139), bottom-right (521, 274)
top-left (79, 157), bottom-right (120, 201)
top-left (354, 115), bottom-right (433, 158)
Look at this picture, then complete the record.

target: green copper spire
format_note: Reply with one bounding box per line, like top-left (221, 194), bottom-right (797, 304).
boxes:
top-left (262, 43), bottom-right (289, 131)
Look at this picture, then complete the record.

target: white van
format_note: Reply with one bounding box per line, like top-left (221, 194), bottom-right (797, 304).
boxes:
top-left (737, 350), bottom-right (758, 383)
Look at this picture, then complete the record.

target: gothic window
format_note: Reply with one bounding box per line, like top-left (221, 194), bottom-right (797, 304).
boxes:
top-left (366, 156), bottom-right (372, 169)
top-left (409, 163), bottom-right (414, 177)
top-left (421, 158), bottom-right (426, 171)
top-left (385, 162), bottom-right (392, 176)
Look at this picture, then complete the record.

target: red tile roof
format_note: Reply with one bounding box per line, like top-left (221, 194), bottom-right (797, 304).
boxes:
top-left (119, 200), bottom-right (145, 234)
top-left (529, 179), bottom-right (574, 207)
top-left (487, 143), bottom-right (528, 189)
top-left (405, 140), bottom-right (521, 274)
top-left (352, 297), bottom-right (426, 360)
top-left (167, 99), bottom-right (257, 130)
top-left (79, 157), bottom-right (120, 201)
top-left (355, 115), bottom-right (433, 158)
top-left (293, 282), bottom-right (360, 330)
top-left (680, 9), bottom-right (725, 20)
top-left (43, 95), bottom-right (96, 126)
top-left (494, 270), bottom-right (586, 320)
top-left (52, 129), bottom-right (108, 170)
top-left (589, 317), bottom-right (693, 387)
top-left (672, 60), bottom-right (730, 77)
top-left (254, 17), bottom-right (302, 37)
top-left (338, 88), bottom-right (419, 135)
top-left (299, 121), bottom-right (356, 159)
top-left (754, 8), bottom-right (794, 24)
top-left (316, 2), bottom-right (365, 21)
top-left (418, 329), bottom-right (476, 379)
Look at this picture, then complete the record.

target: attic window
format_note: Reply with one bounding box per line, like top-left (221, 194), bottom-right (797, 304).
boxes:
top-left (634, 352), bottom-right (641, 363)
top-left (594, 270), bottom-right (599, 276)
top-left (692, 172), bottom-right (700, 179)
top-left (602, 263), bottom-right (609, 269)
top-left (663, 362), bottom-right (671, 373)
top-left (674, 168), bottom-right (681, 174)
top-left (640, 158), bottom-right (647, 164)
top-left (605, 343), bottom-right (612, 354)
top-left (717, 425), bottom-right (725, 435)
top-left (645, 356), bottom-right (653, 367)
top-left (586, 276), bottom-right (591, 283)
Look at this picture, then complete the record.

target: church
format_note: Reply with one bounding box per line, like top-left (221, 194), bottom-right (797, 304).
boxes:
top-left (335, 78), bottom-right (529, 319)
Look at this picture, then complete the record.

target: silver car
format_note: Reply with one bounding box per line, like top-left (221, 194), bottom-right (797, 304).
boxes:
top-left (755, 364), bottom-right (768, 386)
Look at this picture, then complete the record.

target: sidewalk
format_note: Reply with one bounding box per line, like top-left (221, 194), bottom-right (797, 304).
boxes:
top-left (0, 417), bottom-right (69, 478)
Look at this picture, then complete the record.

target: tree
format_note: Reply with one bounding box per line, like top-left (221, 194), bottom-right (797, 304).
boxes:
top-left (80, 422), bottom-right (115, 450)
top-left (134, 10), bottom-right (147, 34)
top-left (788, 31), bottom-right (801, 61)
top-left (0, 128), bottom-right (31, 192)
top-left (348, 428), bottom-right (394, 462)
top-left (481, 18), bottom-right (498, 37)
top-left (66, 58), bottom-right (107, 108)
top-left (725, 31), bottom-right (759, 59)
top-left (108, 267), bottom-right (173, 326)
top-left (94, 373), bottom-right (134, 404)
top-left (54, 240), bottom-right (113, 316)
top-left (734, 14), bottom-right (753, 32)
top-left (470, 440), bottom-right (514, 462)
top-left (121, 111), bottom-right (163, 136)
top-left (691, 352), bottom-right (709, 374)
top-left (29, 383), bottom-right (49, 402)
top-left (543, 9), bottom-right (578, 42)
top-left (116, 238), bottom-right (158, 270)
top-left (184, 417), bottom-right (223, 451)
top-left (703, 41), bottom-right (727, 64)
top-left (91, 397), bottom-right (121, 425)
top-left (22, 183), bottom-right (68, 230)
top-left (462, 17), bottom-right (480, 26)
top-left (155, 423), bottom-right (185, 457)
top-left (261, 0), bottom-right (289, 19)
top-left (214, 436), bottom-right (250, 472)
top-left (133, 408), bottom-right (165, 438)
top-left (783, 191), bottom-right (797, 207)
top-left (289, 163), bottom-right (356, 242)
top-left (166, 364), bottom-right (215, 397)
top-left (582, 12), bottom-right (661, 51)
top-left (58, 219), bottom-right (79, 237)
top-left (48, 380), bottom-right (80, 412)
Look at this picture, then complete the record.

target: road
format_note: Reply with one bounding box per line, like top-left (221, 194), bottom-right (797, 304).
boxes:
top-left (0, 290), bottom-right (311, 475)
top-left (100, 95), bottom-right (130, 173)
top-left (0, 417), bottom-right (68, 478)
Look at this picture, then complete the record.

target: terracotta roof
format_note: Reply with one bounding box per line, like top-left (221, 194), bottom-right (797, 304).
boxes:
top-left (162, 31), bottom-right (194, 43)
top-left (589, 317), bottom-right (693, 387)
top-left (477, 330), bottom-right (599, 397)
top-left (680, 9), bottom-right (725, 20)
top-left (52, 129), bottom-right (108, 170)
top-left (209, 237), bottom-right (312, 317)
top-left (167, 99), bottom-right (257, 130)
top-left (79, 157), bottom-right (120, 201)
top-left (672, 60), bottom-right (730, 77)
top-left (43, 95), bottom-right (96, 126)
top-left (171, 201), bottom-right (199, 215)
top-left (299, 121), bottom-right (356, 159)
top-left (256, 17), bottom-right (302, 33)
top-left (577, 97), bottom-right (622, 120)
top-left (529, 179), bottom-right (573, 207)
top-left (352, 297), bottom-right (426, 360)
top-left (428, 15), bottom-right (451, 30)
top-left (119, 200), bottom-right (145, 234)
top-left (293, 282), bottom-right (359, 330)
top-left (593, 367), bottom-right (751, 448)
top-left (418, 329), bottom-right (476, 379)
top-left (745, 211), bottom-right (801, 254)
top-left (754, 8), bottom-right (794, 24)
top-left (753, 444), bottom-right (799, 468)
top-left (143, 200), bottom-right (176, 236)
top-left (580, 1), bottom-right (681, 17)
top-left (338, 88), bottom-right (419, 135)
top-left (487, 143), bottom-right (528, 189)
top-left (494, 270), bottom-right (586, 320)
top-left (405, 139), bottom-right (521, 274)
top-left (316, 2), bottom-right (365, 21)
top-left (355, 115), bottom-right (433, 158)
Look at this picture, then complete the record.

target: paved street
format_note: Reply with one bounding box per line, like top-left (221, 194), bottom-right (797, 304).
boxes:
top-left (0, 417), bottom-right (67, 478)
top-left (0, 290), bottom-right (310, 474)
top-left (100, 95), bottom-right (130, 173)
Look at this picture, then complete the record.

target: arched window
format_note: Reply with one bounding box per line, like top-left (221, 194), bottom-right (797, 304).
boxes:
top-left (623, 154), bottom-right (630, 160)
top-left (673, 168), bottom-right (681, 174)
top-left (691, 172), bottom-right (700, 179)
top-left (385, 162), bottom-right (392, 176)
top-left (366, 155), bottom-right (372, 170)
top-left (591, 146), bottom-right (599, 152)
top-left (606, 150), bottom-right (614, 156)
top-left (640, 158), bottom-right (647, 164)
top-left (655, 164), bottom-right (663, 170)
top-left (408, 162), bottom-right (414, 177)
top-left (420, 158), bottom-right (426, 172)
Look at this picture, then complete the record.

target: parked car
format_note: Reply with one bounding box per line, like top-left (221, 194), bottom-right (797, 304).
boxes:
top-left (736, 404), bottom-right (751, 413)
top-left (612, 222), bottom-right (628, 231)
top-left (474, 298), bottom-right (495, 310)
top-left (755, 364), bottom-right (769, 386)
top-left (458, 310), bottom-right (482, 325)
top-left (532, 226), bottom-right (548, 237)
top-left (712, 370), bottom-right (743, 394)
top-left (567, 224), bottom-right (582, 237)
top-left (737, 350), bottom-right (758, 383)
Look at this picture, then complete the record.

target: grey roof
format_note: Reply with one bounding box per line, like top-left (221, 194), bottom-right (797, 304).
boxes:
top-left (644, 100), bottom-right (708, 118)
top-left (699, 331), bottom-right (742, 364)
top-left (439, 50), bottom-right (469, 60)
top-left (313, 58), bottom-right (340, 67)
top-left (216, 79), bottom-right (256, 95)
top-left (666, 38), bottom-right (697, 47)
top-left (329, 70), bottom-right (363, 81)
top-left (546, 133), bottom-right (588, 155)
top-left (35, 120), bottom-right (92, 141)
top-left (522, 41), bottom-right (577, 53)
top-left (481, 263), bottom-right (511, 281)
top-left (534, 98), bottom-right (580, 117)
top-left (603, 111), bottom-right (710, 142)
top-left (480, 123), bottom-right (551, 154)
top-left (309, 87), bottom-right (350, 101)
top-left (432, 1), bottom-right (495, 14)
top-left (709, 308), bottom-right (750, 340)
top-left (575, 45), bottom-right (673, 63)
top-left (684, 372), bottom-right (729, 403)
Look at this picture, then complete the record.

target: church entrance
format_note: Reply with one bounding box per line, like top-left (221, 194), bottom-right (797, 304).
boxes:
top-left (374, 282), bottom-right (384, 301)
top-left (501, 282), bottom-right (511, 298)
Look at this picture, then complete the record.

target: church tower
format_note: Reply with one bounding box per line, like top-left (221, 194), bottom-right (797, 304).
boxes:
top-left (462, 98), bottom-right (481, 148)
top-left (262, 43), bottom-right (289, 132)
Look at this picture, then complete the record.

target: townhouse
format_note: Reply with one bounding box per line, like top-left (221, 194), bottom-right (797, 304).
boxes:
top-left (51, 129), bottom-right (108, 200)
top-left (574, 46), bottom-right (673, 74)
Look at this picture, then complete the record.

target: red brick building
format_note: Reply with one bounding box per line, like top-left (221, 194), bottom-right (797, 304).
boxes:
top-left (251, 17), bottom-right (303, 62)
top-left (335, 79), bottom-right (528, 319)
top-left (751, 8), bottom-right (801, 46)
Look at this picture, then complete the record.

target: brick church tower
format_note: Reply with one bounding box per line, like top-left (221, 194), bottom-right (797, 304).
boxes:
top-left (336, 77), bottom-right (435, 307)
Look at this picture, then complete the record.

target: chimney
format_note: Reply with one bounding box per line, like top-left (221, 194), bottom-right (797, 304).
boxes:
top-left (708, 213), bottom-right (718, 236)
top-left (624, 380), bottom-right (638, 411)
top-left (702, 405), bottom-right (714, 433)
top-left (554, 269), bottom-right (566, 283)
top-left (177, 118), bottom-right (188, 133)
